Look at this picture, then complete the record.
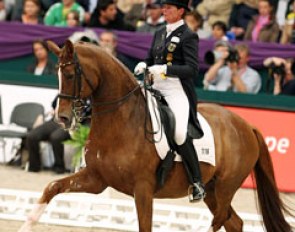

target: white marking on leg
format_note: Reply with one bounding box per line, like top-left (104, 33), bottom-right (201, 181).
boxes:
top-left (18, 203), bottom-right (47, 232)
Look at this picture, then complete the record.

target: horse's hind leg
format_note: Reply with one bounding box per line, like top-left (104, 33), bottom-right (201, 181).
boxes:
top-left (204, 180), bottom-right (243, 232)
top-left (18, 168), bottom-right (107, 232)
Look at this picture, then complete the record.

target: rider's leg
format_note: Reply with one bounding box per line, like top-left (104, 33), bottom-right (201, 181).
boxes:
top-left (161, 80), bottom-right (205, 202)
top-left (177, 137), bottom-right (205, 202)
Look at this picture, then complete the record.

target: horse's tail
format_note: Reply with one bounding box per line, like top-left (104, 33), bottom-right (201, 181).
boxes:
top-left (253, 128), bottom-right (292, 232)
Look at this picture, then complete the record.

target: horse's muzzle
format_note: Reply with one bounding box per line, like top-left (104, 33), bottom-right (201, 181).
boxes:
top-left (55, 113), bottom-right (72, 129)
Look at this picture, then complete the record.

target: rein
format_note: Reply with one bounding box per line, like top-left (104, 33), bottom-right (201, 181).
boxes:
top-left (58, 52), bottom-right (141, 121)
top-left (143, 70), bottom-right (163, 144)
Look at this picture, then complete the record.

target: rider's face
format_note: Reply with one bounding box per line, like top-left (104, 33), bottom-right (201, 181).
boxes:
top-left (162, 4), bottom-right (184, 24)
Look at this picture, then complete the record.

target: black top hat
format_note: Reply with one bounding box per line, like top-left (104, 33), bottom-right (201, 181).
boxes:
top-left (161, 0), bottom-right (190, 11)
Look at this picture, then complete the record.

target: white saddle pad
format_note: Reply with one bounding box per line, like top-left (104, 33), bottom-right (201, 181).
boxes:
top-left (145, 90), bottom-right (215, 166)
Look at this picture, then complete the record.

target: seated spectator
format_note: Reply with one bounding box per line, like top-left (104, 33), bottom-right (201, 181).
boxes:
top-left (75, 0), bottom-right (98, 25)
top-left (203, 41), bottom-right (261, 93)
top-left (184, 10), bottom-right (211, 39)
top-left (0, 0), bottom-right (7, 21)
top-left (211, 21), bottom-right (229, 41)
top-left (263, 56), bottom-right (295, 95)
top-left (27, 39), bottom-right (56, 75)
top-left (88, 0), bottom-right (135, 31)
top-left (229, 1), bottom-right (259, 40)
top-left (124, 0), bottom-right (150, 28)
top-left (244, 0), bottom-right (280, 42)
top-left (136, 2), bottom-right (165, 34)
top-left (19, 0), bottom-right (43, 24)
top-left (117, 0), bottom-right (145, 14)
top-left (99, 30), bottom-right (137, 71)
top-left (26, 96), bottom-right (71, 174)
top-left (196, 0), bottom-right (235, 32)
top-left (66, 9), bottom-right (80, 26)
top-left (11, 0), bottom-right (46, 21)
top-left (44, 0), bottom-right (85, 26)
top-left (280, 0), bottom-right (295, 44)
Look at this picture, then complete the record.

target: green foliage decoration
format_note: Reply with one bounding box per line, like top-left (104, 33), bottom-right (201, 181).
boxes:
top-left (64, 124), bottom-right (90, 167)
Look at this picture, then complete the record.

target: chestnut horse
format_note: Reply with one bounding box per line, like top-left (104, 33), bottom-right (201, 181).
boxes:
top-left (19, 40), bottom-right (292, 232)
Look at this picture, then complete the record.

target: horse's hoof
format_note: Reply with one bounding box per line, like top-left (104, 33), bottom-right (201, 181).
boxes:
top-left (207, 226), bottom-right (214, 232)
top-left (18, 221), bottom-right (33, 232)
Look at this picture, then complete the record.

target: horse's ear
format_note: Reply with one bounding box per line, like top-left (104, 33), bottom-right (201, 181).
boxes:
top-left (64, 39), bottom-right (74, 57)
top-left (47, 40), bottom-right (61, 56)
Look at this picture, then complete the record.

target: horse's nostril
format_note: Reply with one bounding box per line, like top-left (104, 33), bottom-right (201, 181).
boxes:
top-left (59, 116), bottom-right (69, 124)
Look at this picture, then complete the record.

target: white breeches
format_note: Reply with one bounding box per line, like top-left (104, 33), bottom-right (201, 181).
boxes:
top-left (153, 77), bottom-right (189, 145)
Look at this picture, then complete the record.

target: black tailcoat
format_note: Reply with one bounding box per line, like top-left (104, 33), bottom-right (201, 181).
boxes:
top-left (145, 24), bottom-right (203, 138)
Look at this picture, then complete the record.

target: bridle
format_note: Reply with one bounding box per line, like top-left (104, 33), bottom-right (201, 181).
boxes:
top-left (57, 51), bottom-right (140, 122)
top-left (57, 53), bottom-right (95, 123)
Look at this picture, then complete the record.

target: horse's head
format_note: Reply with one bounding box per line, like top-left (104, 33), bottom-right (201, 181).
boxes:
top-left (47, 40), bottom-right (99, 128)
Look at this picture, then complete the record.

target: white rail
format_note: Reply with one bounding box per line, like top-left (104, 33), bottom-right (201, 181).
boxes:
top-left (0, 189), bottom-right (294, 231)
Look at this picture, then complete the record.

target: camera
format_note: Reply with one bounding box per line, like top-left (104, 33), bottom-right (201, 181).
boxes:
top-left (225, 48), bottom-right (240, 63)
top-left (204, 48), bottom-right (239, 65)
top-left (268, 62), bottom-right (286, 78)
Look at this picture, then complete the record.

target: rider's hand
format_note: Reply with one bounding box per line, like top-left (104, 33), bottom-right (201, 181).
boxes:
top-left (134, 62), bottom-right (147, 75)
top-left (148, 65), bottom-right (167, 80)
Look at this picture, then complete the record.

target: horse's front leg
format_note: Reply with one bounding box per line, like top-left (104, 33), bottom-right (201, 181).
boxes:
top-left (134, 181), bottom-right (155, 232)
top-left (18, 168), bottom-right (107, 232)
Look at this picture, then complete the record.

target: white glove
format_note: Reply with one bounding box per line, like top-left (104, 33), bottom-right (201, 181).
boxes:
top-left (134, 62), bottom-right (147, 75)
top-left (148, 65), bottom-right (167, 80)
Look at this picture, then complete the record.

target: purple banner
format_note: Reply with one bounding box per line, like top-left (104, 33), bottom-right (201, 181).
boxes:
top-left (1, 22), bottom-right (295, 69)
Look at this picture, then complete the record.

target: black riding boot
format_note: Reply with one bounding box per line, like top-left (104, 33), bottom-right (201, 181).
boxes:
top-left (178, 138), bottom-right (206, 202)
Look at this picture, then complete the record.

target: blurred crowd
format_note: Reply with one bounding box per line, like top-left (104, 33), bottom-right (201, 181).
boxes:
top-left (17, 0), bottom-right (295, 97)
top-left (0, 0), bottom-right (295, 44)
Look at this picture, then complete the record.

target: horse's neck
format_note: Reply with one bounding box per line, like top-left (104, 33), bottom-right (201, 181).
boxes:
top-left (90, 70), bottom-right (145, 131)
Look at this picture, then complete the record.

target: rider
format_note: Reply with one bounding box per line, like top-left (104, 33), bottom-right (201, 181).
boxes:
top-left (134, 0), bottom-right (205, 202)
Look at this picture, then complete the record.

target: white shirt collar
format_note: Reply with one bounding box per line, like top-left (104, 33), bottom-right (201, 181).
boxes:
top-left (166, 19), bottom-right (184, 33)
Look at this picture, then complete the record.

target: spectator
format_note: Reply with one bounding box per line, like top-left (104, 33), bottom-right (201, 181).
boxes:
top-left (117, 0), bottom-right (144, 14)
top-left (26, 96), bottom-right (71, 174)
top-left (184, 10), bottom-right (211, 38)
top-left (66, 9), bottom-right (80, 26)
top-left (280, 0), bottom-right (295, 44)
top-left (99, 30), bottom-right (137, 71)
top-left (196, 0), bottom-right (235, 32)
top-left (244, 0), bottom-right (280, 42)
top-left (88, 0), bottom-right (135, 30)
top-left (11, 0), bottom-right (47, 21)
top-left (75, 0), bottom-right (97, 25)
top-left (203, 41), bottom-right (261, 93)
top-left (44, 0), bottom-right (85, 26)
top-left (0, 0), bottom-right (7, 21)
top-left (229, 1), bottom-right (259, 40)
top-left (26, 39), bottom-right (56, 75)
top-left (136, 1), bottom-right (165, 34)
top-left (211, 20), bottom-right (228, 41)
top-left (124, 0), bottom-right (156, 28)
top-left (18, 0), bottom-right (43, 24)
top-left (263, 56), bottom-right (295, 95)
